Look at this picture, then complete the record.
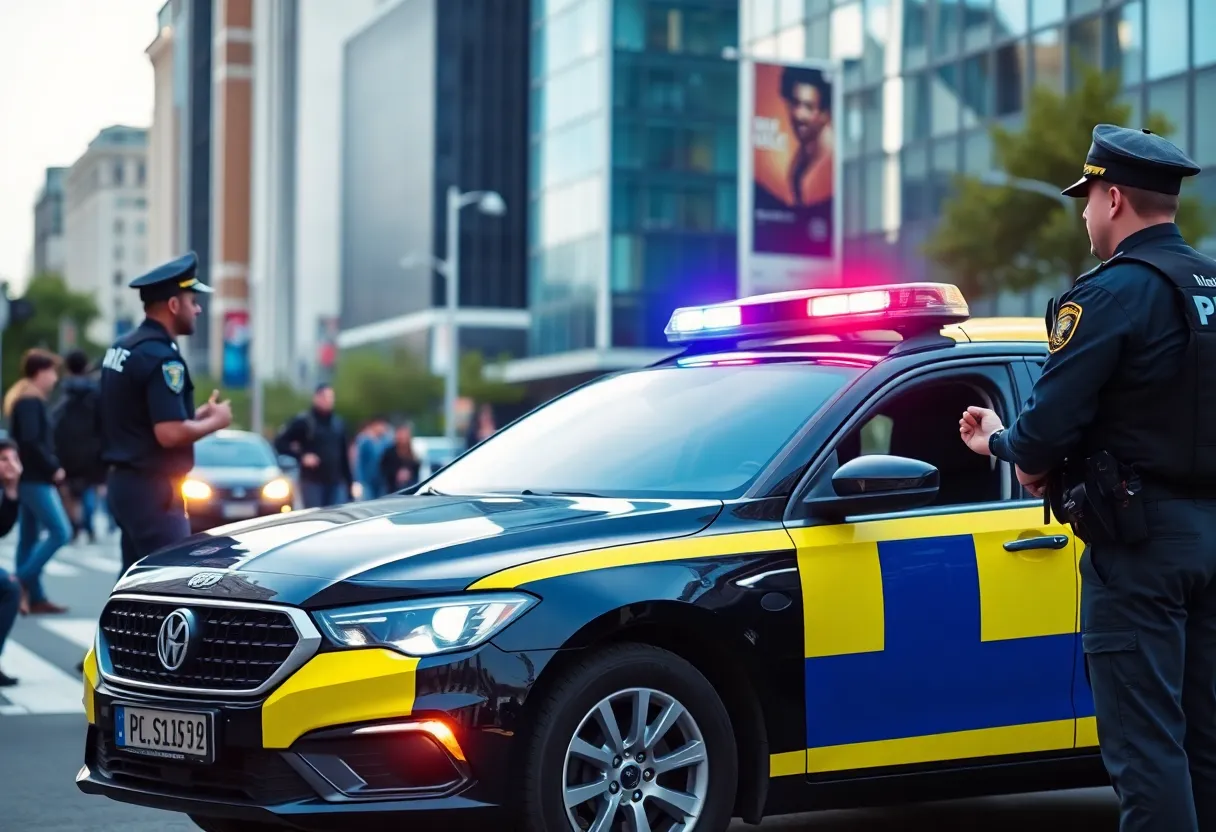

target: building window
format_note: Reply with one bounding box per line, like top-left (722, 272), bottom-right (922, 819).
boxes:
top-left (114, 271), bottom-right (124, 287)
top-left (962, 53), bottom-right (991, 128)
top-left (963, 0), bottom-right (991, 52)
top-left (995, 42), bottom-right (1026, 116)
top-left (1031, 0), bottom-right (1064, 29)
top-left (1104, 1), bottom-right (1143, 88)
top-left (993, 0), bottom-right (1028, 40)
top-left (1145, 0), bottom-right (1187, 81)
top-left (903, 0), bottom-right (928, 69)
top-left (935, 0), bottom-right (960, 56)
top-left (1147, 77), bottom-right (1189, 154)
top-left (932, 64), bottom-right (961, 137)
top-left (1199, 0), bottom-right (1216, 69)
top-left (1067, 15), bottom-right (1102, 82)
top-left (114, 218), bottom-right (124, 235)
top-left (113, 161), bottom-right (125, 185)
top-left (137, 161), bottom-right (147, 186)
top-left (135, 219), bottom-right (146, 235)
top-left (1032, 27), bottom-right (1064, 93)
top-left (904, 72), bottom-right (930, 142)
top-left (1197, 69), bottom-right (1216, 166)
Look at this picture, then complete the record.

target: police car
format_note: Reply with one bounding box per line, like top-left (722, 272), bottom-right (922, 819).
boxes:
top-left (77, 283), bottom-right (1105, 832)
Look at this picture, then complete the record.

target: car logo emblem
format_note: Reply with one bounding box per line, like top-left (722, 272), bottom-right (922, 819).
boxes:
top-left (187, 572), bottom-right (223, 589)
top-left (233, 488), bottom-right (246, 498)
top-left (157, 609), bottom-right (196, 672)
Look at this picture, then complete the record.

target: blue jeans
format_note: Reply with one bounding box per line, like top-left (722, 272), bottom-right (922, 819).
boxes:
top-left (79, 486), bottom-right (97, 532)
top-left (301, 481), bottom-right (348, 509)
top-left (14, 482), bottom-right (72, 604)
top-left (0, 571), bottom-right (19, 660)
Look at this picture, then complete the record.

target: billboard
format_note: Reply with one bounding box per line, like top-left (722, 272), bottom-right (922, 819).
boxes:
top-left (221, 310), bottom-right (251, 389)
top-left (739, 58), bottom-right (843, 297)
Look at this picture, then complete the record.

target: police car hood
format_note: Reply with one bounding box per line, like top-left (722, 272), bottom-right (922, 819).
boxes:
top-left (113, 493), bottom-right (723, 608)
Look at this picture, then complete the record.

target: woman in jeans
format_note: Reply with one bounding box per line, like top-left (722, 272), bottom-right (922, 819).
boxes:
top-left (4, 349), bottom-right (71, 614)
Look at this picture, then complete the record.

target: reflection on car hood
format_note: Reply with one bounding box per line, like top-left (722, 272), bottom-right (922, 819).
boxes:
top-left (189, 465), bottom-right (283, 487)
top-left (116, 494), bottom-right (723, 607)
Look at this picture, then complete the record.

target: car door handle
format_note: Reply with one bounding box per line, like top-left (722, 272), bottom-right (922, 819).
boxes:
top-left (1004, 535), bottom-right (1070, 552)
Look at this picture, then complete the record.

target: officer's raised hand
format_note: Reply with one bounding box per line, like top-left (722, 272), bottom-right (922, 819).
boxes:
top-left (211, 397), bottom-right (234, 430)
top-left (195, 389), bottom-right (221, 420)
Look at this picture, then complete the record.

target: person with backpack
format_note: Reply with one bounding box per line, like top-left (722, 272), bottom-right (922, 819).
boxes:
top-left (52, 349), bottom-right (106, 544)
top-left (274, 383), bottom-right (353, 508)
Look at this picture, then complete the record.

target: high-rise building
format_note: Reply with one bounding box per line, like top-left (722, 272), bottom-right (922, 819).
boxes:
top-left (493, 0), bottom-right (742, 400)
top-left (336, 0), bottom-right (531, 377)
top-left (32, 167), bottom-right (67, 277)
top-left (146, 1), bottom-right (180, 266)
top-left (737, 0), bottom-right (1216, 315)
top-left (62, 126), bottom-right (150, 345)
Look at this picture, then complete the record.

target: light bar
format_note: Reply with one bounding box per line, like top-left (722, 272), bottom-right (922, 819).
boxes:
top-left (663, 283), bottom-right (969, 345)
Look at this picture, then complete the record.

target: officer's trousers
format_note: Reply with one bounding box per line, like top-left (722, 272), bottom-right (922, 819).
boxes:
top-left (106, 468), bottom-right (191, 574)
top-left (1080, 497), bottom-right (1216, 832)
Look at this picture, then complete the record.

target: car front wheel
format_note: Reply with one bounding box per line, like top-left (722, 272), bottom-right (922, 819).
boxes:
top-left (519, 643), bottom-right (738, 831)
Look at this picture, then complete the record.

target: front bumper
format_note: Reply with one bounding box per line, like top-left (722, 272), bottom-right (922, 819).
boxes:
top-left (78, 631), bottom-right (556, 830)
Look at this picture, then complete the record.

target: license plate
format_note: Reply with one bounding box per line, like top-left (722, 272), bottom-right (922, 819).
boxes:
top-left (115, 705), bottom-right (213, 762)
top-left (222, 503), bottom-right (257, 519)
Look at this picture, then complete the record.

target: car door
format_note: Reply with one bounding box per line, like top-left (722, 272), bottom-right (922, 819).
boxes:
top-left (1017, 357), bottom-right (1094, 751)
top-left (786, 360), bottom-right (1081, 778)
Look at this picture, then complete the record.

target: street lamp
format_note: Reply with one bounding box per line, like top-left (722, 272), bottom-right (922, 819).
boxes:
top-left (400, 186), bottom-right (506, 445)
top-left (974, 171), bottom-right (1074, 213)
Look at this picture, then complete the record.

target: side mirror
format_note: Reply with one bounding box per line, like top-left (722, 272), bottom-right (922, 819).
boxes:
top-left (804, 454), bottom-right (939, 520)
top-left (277, 454), bottom-right (299, 473)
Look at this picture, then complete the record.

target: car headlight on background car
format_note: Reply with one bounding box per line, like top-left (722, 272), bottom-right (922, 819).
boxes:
top-left (182, 479), bottom-right (211, 501)
top-left (262, 478), bottom-right (291, 501)
top-left (314, 594), bottom-right (537, 657)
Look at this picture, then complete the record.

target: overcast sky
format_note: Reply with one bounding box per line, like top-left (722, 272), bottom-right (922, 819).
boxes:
top-left (0, 0), bottom-right (165, 291)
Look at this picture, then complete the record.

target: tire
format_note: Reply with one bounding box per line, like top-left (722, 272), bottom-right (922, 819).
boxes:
top-left (518, 643), bottom-right (738, 832)
top-left (189, 816), bottom-right (289, 832)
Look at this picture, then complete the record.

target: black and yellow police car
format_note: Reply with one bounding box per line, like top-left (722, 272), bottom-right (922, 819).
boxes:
top-left (77, 283), bottom-right (1105, 832)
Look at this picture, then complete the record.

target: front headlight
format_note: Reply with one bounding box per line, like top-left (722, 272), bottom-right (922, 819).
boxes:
top-left (262, 478), bottom-right (291, 500)
top-left (314, 593), bottom-right (536, 657)
top-left (182, 479), bottom-right (212, 500)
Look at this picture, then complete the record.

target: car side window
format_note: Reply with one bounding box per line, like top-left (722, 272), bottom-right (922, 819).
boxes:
top-left (834, 373), bottom-right (1012, 511)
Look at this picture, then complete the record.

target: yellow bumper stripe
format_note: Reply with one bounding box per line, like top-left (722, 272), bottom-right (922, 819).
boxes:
top-left (83, 647), bottom-right (99, 725)
top-left (261, 649), bottom-right (419, 748)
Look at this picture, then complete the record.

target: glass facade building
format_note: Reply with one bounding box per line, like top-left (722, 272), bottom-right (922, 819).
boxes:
top-left (527, 0), bottom-right (741, 363)
top-left (740, 0), bottom-right (1216, 313)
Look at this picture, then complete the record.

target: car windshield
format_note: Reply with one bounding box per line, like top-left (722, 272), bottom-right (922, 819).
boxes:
top-left (427, 362), bottom-right (861, 499)
top-left (195, 436), bottom-right (277, 468)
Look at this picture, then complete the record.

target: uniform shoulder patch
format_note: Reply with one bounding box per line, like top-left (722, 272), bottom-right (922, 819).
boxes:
top-left (162, 360), bottom-right (186, 394)
top-left (1048, 301), bottom-right (1083, 353)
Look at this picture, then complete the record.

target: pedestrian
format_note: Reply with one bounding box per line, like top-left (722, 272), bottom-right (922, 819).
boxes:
top-left (274, 383), bottom-right (352, 509)
top-left (379, 421), bottom-right (421, 494)
top-left (959, 124), bottom-right (1216, 831)
top-left (0, 439), bottom-right (29, 685)
top-left (465, 402), bottom-right (497, 450)
top-left (99, 252), bottom-right (233, 574)
top-left (52, 349), bottom-right (105, 544)
top-left (354, 415), bottom-right (391, 500)
top-left (4, 348), bottom-right (71, 615)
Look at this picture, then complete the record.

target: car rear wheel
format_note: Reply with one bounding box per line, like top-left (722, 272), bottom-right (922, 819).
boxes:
top-left (519, 643), bottom-right (737, 831)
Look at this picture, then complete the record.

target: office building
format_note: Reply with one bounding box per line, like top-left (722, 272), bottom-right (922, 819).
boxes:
top-left (62, 126), bottom-right (150, 345)
top-left (336, 0), bottom-right (531, 377)
top-left (32, 167), bottom-right (67, 277)
top-left (146, 2), bottom-right (180, 266)
top-left (737, 0), bottom-right (1216, 313)
top-left (249, 0), bottom-right (380, 387)
top-left (493, 0), bottom-right (742, 399)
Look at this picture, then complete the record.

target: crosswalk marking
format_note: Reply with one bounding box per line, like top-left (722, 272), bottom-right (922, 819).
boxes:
top-left (37, 618), bottom-right (97, 651)
top-left (0, 641), bottom-right (83, 715)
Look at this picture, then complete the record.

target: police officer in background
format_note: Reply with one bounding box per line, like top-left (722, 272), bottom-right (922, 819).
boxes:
top-left (100, 252), bottom-right (233, 572)
top-left (960, 125), bottom-right (1216, 831)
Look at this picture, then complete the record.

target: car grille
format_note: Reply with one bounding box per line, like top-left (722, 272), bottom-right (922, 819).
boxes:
top-left (100, 599), bottom-right (300, 692)
top-left (92, 727), bottom-right (314, 805)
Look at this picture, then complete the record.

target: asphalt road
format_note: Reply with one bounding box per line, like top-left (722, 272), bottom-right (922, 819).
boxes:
top-left (0, 532), bottom-right (1120, 831)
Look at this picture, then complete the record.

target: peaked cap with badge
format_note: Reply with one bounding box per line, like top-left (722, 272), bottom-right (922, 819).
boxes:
top-left (1061, 124), bottom-right (1201, 198)
top-left (129, 251), bottom-right (214, 304)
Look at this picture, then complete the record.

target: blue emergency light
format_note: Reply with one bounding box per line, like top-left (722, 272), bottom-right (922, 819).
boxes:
top-left (663, 283), bottom-right (970, 345)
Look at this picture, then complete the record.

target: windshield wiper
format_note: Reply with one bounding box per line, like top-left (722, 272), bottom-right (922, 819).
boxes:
top-left (519, 489), bottom-right (604, 498)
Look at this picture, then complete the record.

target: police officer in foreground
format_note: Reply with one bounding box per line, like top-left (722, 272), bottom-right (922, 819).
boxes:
top-left (100, 252), bottom-right (233, 572)
top-left (960, 125), bottom-right (1216, 831)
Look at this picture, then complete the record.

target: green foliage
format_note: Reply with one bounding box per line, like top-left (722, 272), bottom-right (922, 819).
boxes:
top-left (924, 64), bottom-right (1214, 299)
top-left (1, 272), bottom-right (101, 389)
top-left (330, 348), bottom-right (444, 433)
top-left (459, 351), bottom-right (526, 407)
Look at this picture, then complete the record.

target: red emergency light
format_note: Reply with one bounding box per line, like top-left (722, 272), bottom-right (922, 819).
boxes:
top-left (663, 283), bottom-right (970, 344)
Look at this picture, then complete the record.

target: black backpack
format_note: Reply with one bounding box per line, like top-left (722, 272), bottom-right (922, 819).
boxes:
top-left (52, 387), bottom-right (103, 475)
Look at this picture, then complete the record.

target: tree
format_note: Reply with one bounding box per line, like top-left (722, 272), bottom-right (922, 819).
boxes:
top-left (924, 64), bottom-right (1213, 299)
top-left (1, 273), bottom-right (101, 390)
top-left (459, 351), bottom-right (526, 408)
top-left (330, 348), bottom-right (443, 433)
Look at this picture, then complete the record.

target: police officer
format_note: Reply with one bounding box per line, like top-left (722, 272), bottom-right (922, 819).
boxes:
top-left (959, 125), bottom-right (1216, 831)
top-left (100, 252), bottom-right (233, 572)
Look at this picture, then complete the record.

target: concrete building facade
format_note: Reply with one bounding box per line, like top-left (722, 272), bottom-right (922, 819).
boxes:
top-left (32, 167), bottom-right (67, 278)
top-left (62, 127), bottom-right (150, 345)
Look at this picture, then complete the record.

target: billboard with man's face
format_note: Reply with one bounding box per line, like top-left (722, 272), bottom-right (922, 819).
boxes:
top-left (742, 60), bottom-right (840, 294)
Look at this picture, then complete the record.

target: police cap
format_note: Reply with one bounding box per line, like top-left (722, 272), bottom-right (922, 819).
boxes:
top-left (129, 252), bottom-right (214, 303)
top-left (1061, 124), bottom-right (1201, 198)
